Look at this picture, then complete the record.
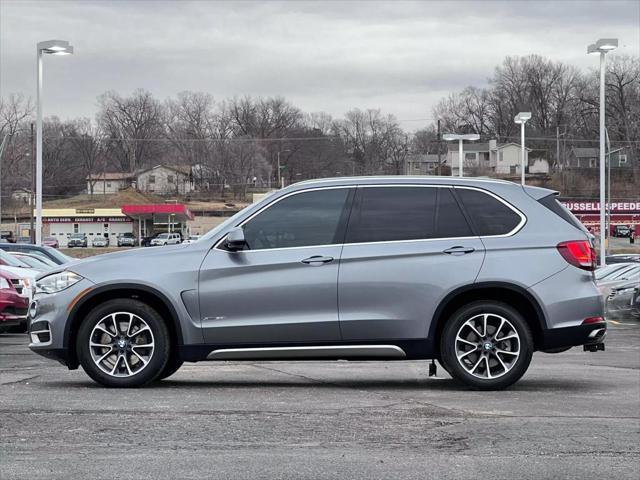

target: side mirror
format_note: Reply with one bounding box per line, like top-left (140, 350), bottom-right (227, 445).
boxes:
top-left (224, 227), bottom-right (247, 252)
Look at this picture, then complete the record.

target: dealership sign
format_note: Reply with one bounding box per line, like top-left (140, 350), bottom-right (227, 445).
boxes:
top-left (562, 201), bottom-right (640, 214)
top-left (44, 216), bottom-right (132, 223)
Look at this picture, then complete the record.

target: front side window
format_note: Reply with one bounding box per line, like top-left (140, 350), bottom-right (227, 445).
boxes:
top-left (346, 186), bottom-right (472, 243)
top-left (456, 188), bottom-right (522, 236)
top-left (242, 188), bottom-right (350, 250)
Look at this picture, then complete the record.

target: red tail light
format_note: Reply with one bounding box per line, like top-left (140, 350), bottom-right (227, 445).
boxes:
top-left (582, 316), bottom-right (605, 324)
top-left (557, 240), bottom-right (596, 271)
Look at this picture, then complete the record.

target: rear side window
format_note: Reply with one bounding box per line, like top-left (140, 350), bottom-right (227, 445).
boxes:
top-left (456, 188), bottom-right (522, 236)
top-left (346, 186), bottom-right (472, 243)
top-left (242, 188), bottom-right (350, 249)
top-left (538, 195), bottom-right (587, 232)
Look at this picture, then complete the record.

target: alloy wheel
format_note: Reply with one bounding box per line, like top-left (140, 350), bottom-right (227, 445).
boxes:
top-left (89, 312), bottom-right (155, 378)
top-left (455, 313), bottom-right (520, 379)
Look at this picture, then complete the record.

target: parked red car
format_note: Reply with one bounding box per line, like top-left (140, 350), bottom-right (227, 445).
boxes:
top-left (0, 270), bottom-right (29, 333)
top-left (42, 237), bottom-right (59, 248)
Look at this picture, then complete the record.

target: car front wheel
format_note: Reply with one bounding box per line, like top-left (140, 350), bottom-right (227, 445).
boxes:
top-left (440, 301), bottom-right (533, 390)
top-left (76, 299), bottom-right (170, 387)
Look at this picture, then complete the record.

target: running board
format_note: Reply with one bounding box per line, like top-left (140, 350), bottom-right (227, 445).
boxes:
top-left (206, 345), bottom-right (406, 360)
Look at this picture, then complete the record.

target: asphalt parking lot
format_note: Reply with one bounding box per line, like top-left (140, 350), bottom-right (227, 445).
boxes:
top-left (1, 321), bottom-right (639, 479)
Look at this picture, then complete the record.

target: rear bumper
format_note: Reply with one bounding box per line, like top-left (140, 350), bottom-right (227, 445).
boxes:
top-left (540, 322), bottom-right (607, 350)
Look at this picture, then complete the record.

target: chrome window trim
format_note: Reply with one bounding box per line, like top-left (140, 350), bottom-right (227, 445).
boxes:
top-left (214, 183), bottom-right (527, 253)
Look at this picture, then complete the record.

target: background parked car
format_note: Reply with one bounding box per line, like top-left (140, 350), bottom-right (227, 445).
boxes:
top-left (117, 232), bottom-right (136, 247)
top-left (91, 235), bottom-right (110, 247)
top-left (0, 270), bottom-right (29, 333)
top-left (0, 243), bottom-right (71, 265)
top-left (606, 280), bottom-right (640, 319)
top-left (596, 263), bottom-right (640, 299)
top-left (0, 231), bottom-right (16, 243)
top-left (16, 236), bottom-right (32, 244)
top-left (150, 232), bottom-right (181, 246)
top-left (10, 252), bottom-right (55, 272)
top-left (612, 225), bottom-right (632, 238)
top-left (42, 237), bottom-right (59, 248)
top-left (182, 234), bottom-right (201, 244)
top-left (0, 250), bottom-right (38, 303)
top-left (606, 254), bottom-right (640, 264)
top-left (67, 233), bottom-right (88, 248)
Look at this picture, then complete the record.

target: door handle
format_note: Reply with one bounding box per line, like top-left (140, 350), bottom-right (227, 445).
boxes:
top-left (443, 246), bottom-right (475, 255)
top-left (301, 255), bottom-right (334, 265)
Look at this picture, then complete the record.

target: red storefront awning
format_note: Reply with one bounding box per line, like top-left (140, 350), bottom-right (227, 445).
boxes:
top-left (121, 204), bottom-right (194, 221)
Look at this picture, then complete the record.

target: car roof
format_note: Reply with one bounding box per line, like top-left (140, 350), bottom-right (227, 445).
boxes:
top-left (291, 175), bottom-right (518, 188)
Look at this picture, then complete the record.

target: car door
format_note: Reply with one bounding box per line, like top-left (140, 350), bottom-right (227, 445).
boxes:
top-left (198, 187), bottom-right (354, 344)
top-left (338, 185), bottom-right (485, 340)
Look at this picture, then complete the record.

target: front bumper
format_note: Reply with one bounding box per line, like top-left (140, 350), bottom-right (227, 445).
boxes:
top-left (28, 278), bottom-right (94, 367)
top-left (540, 321), bottom-right (607, 350)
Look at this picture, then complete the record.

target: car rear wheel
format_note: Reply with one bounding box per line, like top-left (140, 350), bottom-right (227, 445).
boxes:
top-left (76, 299), bottom-right (170, 388)
top-left (440, 301), bottom-right (533, 390)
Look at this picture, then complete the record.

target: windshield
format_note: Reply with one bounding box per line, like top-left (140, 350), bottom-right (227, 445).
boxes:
top-left (596, 264), bottom-right (631, 280)
top-left (70, 234), bottom-right (85, 239)
top-left (0, 249), bottom-right (30, 268)
top-left (157, 233), bottom-right (169, 239)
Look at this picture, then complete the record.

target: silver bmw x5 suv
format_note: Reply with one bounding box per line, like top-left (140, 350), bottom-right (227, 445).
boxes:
top-left (28, 177), bottom-right (606, 390)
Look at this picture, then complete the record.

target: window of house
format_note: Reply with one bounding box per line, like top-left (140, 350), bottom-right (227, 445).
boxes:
top-left (619, 155), bottom-right (627, 164)
top-left (241, 188), bottom-right (351, 250)
top-left (167, 175), bottom-right (175, 184)
top-left (456, 188), bottom-right (523, 236)
top-left (106, 182), bottom-right (111, 188)
top-left (149, 175), bottom-right (156, 184)
top-left (465, 152), bottom-right (476, 162)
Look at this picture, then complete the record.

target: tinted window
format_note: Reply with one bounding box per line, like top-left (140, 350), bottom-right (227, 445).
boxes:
top-left (457, 188), bottom-right (522, 236)
top-left (436, 189), bottom-right (473, 238)
top-left (243, 188), bottom-right (350, 249)
top-left (538, 195), bottom-right (586, 233)
top-left (346, 187), bottom-right (472, 243)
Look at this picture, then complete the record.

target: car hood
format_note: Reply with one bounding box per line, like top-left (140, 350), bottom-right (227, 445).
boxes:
top-left (0, 265), bottom-right (39, 279)
top-left (66, 243), bottom-right (192, 270)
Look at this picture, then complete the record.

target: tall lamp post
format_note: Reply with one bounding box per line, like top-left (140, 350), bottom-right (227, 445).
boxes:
top-left (277, 149), bottom-right (290, 188)
top-left (35, 39), bottom-right (74, 245)
top-left (442, 133), bottom-right (480, 177)
top-left (588, 38), bottom-right (617, 267)
top-left (514, 112), bottom-right (531, 185)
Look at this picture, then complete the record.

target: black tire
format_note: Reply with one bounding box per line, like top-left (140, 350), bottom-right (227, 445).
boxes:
top-left (440, 301), bottom-right (533, 390)
top-left (76, 298), bottom-right (170, 388)
top-left (157, 354), bottom-right (183, 380)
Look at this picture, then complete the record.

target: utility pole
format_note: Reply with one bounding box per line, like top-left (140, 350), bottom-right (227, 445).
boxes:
top-left (0, 133), bottom-right (12, 227)
top-left (437, 119), bottom-right (441, 176)
top-left (556, 126), bottom-right (561, 169)
top-left (30, 123), bottom-right (35, 243)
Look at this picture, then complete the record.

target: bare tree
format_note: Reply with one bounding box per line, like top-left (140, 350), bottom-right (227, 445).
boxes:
top-left (97, 89), bottom-right (164, 172)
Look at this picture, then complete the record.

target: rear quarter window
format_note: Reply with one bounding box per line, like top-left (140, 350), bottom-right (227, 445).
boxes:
top-left (538, 195), bottom-right (587, 233)
top-left (456, 188), bottom-right (523, 236)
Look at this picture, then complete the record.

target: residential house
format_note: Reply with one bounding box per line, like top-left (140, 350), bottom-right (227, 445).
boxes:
top-left (136, 165), bottom-right (194, 195)
top-left (446, 140), bottom-right (531, 176)
top-left (10, 188), bottom-right (32, 204)
top-left (405, 154), bottom-right (442, 175)
top-left (529, 158), bottom-right (550, 174)
top-left (566, 147), bottom-right (630, 169)
top-left (86, 172), bottom-right (135, 194)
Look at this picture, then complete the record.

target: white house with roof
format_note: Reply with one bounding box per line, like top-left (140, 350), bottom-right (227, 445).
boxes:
top-left (86, 165), bottom-right (195, 195)
top-left (136, 165), bottom-right (194, 195)
top-left (446, 140), bottom-right (531, 176)
top-left (405, 154), bottom-right (442, 175)
top-left (86, 172), bottom-right (135, 194)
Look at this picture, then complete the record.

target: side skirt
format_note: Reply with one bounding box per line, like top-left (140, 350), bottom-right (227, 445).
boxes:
top-left (178, 339), bottom-right (435, 362)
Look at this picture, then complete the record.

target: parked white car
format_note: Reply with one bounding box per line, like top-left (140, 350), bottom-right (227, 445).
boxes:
top-left (182, 235), bottom-right (201, 244)
top-left (150, 233), bottom-right (182, 246)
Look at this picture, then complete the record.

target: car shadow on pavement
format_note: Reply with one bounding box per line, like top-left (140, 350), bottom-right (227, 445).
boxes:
top-left (42, 376), bottom-right (600, 393)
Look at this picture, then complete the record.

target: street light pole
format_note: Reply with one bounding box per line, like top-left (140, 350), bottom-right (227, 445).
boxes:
top-left (588, 38), bottom-right (617, 267)
top-left (442, 133), bottom-right (480, 177)
top-left (277, 149), bottom-right (290, 188)
top-left (514, 112), bottom-right (531, 185)
top-left (35, 40), bottom-right (74, 245)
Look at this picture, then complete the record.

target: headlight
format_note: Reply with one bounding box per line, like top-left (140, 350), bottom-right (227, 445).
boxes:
top-left (36, 271), bottom-right (83, 294)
